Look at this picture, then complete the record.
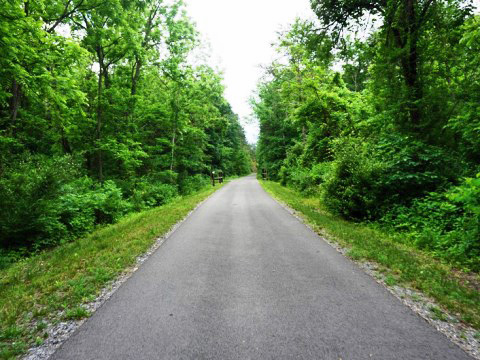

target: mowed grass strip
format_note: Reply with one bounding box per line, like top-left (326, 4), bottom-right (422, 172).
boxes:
top-left (0, 185), bottom-right (221, 359)
top-left (260, 180), bottom-right (480, 330)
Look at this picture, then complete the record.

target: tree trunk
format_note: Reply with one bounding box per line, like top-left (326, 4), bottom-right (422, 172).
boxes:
top-left (96, 47), bottom-right (104, 182)
top-left (61, 126), bottom-right (72, 154)
top-left (9, 79), bottom-right (21, 134)
top-left (170, 130), bottom-right (176, 171)
top-left (169, 83), bottom-right (181, 171)
top-left (170, 101), bottom-right (178, 171)
top-left (131, 57), bottom-right (142, 96)
top-left (404, 0), bottom-right (421, 128)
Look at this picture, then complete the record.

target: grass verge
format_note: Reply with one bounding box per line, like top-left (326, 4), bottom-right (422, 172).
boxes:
top-left (0, 184), bottom-right (222, 359)
top-left (260, 180), bottom-right (480, 330)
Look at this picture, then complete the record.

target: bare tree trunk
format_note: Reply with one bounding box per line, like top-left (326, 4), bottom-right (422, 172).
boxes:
top-left (131, 57), bottom-right (142, 96)
top-left (61, 127), bottom-right (72, 154)
top-left (169, 89), bottom-right (180, 171)
top-left (9, 79), bottom-right (21, 134)
top-left (169, 109), bottom-right (178, 171)
top-left (96, 47), bottom-right (104, 182)
top-left (170, 130), bottom-right (176, 171)
top-left (405, 0), bottom-right (421, 128)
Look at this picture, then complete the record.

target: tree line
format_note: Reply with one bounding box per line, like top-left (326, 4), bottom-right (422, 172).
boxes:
top-left (254, 0), bottom-right (480, 270)
top-left (0, 0), bottom-right (252, 256)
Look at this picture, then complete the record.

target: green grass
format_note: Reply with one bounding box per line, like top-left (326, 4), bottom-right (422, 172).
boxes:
top-left (429, 306), bottom-right (449, 322)
top-left (0, 185), bottom-right (222, 359)
top-left (260, 180), bottom-right (480, 330)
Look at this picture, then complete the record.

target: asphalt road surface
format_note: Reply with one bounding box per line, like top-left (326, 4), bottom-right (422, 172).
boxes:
top-left (52, 175), bottom-right (471, 360)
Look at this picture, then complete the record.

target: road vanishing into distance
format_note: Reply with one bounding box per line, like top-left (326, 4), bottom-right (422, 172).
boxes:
top-left (52, 175), bottom-right (471, 360)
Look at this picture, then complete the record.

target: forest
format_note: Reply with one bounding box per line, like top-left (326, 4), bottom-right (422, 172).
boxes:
top-left (1, 1), bottom-right (480, 358)
top-left (255, 0), bottom-right (480, 271)
top-left (0, 0), bottom-right (253, 262)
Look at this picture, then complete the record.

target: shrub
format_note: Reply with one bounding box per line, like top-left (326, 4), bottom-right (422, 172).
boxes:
top-left (58, 177), bottom-right (98, 237)
top-left (130, 181), bottom-right (178, 211)
top-left (0, 155), bottom-right (80, 249)
top-left (289, 167), bottom-right (314, 193)
top-left (60, 179), bottom-right (130, 228)
top-left (321, 134), bottom-right (462, 220)
top-left (375, 134), bottom-right (462, 205)
top-left (322, 137), bottom-right (386, 219)
top-left (437, 175), bottom-right (480, 268)
top-left (282, 162), bottom-right (333, 195)
top-left (449, 174), bottom-right (480, 217)
top-left (178, 174), bottom-right (210, 195)
top-left (0, 155), bottom-right (131, 251)
top-left (153, 170), bottom-right (178, 185)
top-left (90, 180), bottom-right (131, 224)
top-left (381, 175), bottom-right (480, 269)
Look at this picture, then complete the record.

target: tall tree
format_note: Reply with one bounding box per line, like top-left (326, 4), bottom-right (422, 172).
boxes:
top-left (310, 0), bottom-right (473, 131)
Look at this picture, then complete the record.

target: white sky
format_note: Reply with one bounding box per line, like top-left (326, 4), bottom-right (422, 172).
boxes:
top-left (185, 0), bottom-right (314, 144)
top-left (186, 1), bottom-right (480, 144)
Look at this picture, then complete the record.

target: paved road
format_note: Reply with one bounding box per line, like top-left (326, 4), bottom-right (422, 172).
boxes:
top-left (52, 175), bottom-right (471, 360)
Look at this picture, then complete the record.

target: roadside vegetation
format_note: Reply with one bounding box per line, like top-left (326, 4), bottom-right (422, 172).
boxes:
top-left (254, 3), bottom-right (479, 278)
top-left (0, 2), bottom-right (254, 357)
top-left (0, 184), bottom-right (223, 359)
top-left (261, 181), bottom-right (480, 331)
top-left (255, 0), bottom-right (480, 332)
top-left (0, 0), bottom-right (254, 267)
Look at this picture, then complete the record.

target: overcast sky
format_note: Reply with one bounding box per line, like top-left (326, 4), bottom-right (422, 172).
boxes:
top-left (185, 1), bottom-right (480, 144)
top-left (185, 0), bottom-right (314, 144)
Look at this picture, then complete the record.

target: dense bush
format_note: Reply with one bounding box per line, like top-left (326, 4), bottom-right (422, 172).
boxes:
top-left (280, 162), bottom-right (332, 195)
top-left (178, 174), bottom-right (210, 195)
top-left (59, 178), bottom-right (131, 237)
top-left (374, 135), bottom-right (462, 204)
top-left (0, 155), bottom-right (80, 249)
top-left (382, 175), bottom-right (480, 270)
top-left (131, 181), bottom-right (178, 211)
top-left (0, 150), bottom-right (219, 254)
top-left (321, 137), bottom-right (386, 219)
top-left (0, 156), bottom-right (129, 250)
top-left (320, 135), bottom-right (461, 220)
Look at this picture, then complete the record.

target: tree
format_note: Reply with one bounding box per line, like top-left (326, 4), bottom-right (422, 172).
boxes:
top-left (0, 0), bottom-right (252, 254)
top-left (310, 0), bottom-right (473, 131)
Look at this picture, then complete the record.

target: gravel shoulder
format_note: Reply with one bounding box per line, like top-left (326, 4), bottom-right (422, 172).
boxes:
top-left (266, 185), bottom-right (479, 360)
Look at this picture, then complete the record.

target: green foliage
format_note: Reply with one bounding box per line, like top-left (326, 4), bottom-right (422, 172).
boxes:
top-left (382, 175), bottom-right (480, 270)
top-left (178, 174), bottom-right (210, 196)
top-left (131, 182), bottom-right (179, 211)
top-left (0, 155), bottom-right (80, 249)
top-left (83, 181), bottom-right (130, 225)
top-left (63, 307), bottom-right (89, 320)
top-left (254, 9), bottom-right (479, 268)
top-left (375, 135), bottom-right (462, 203)
top-left (449, 175), bottom-right (480, 216)
top-left (280, 162), bottom-right (332, 195)
top-left (321, 134), bottom-right (463, 220)
top-left (445, 16), bottom-right (480, 161)
top-left (321, 137), bottom-right (386, 219)
top-left (0, 249), bottom-right (28, 270)
top-left (57, 178), bottom-right (102, 238)
top-left (0, 0), bottom-right (252, 255)
top-left (0, 156), bottom-right (131, 251)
